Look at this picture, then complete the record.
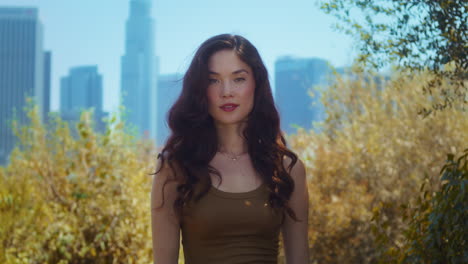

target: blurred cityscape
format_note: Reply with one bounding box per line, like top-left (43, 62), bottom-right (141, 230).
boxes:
top-left (0, 1), bottom-right (345, 165)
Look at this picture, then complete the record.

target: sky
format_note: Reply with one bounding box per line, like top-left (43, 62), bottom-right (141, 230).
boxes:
top-left (0, 0), bottom-right (355, 113)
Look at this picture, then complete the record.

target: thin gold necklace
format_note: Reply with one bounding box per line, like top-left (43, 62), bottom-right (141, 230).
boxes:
top-left (218, 151), bottom-right (247, 161)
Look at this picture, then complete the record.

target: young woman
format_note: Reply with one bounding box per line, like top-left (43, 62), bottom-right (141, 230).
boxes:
top-left (151, 34), bottom-right (309, 264)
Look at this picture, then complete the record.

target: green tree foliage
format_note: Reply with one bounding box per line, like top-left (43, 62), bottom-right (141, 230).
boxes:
top-left (372, 149), bottom-right (467, 263)
top-left (320, 0), bottom-right (467, 114)
top-left (0, 99), bottom-right (156, 263)
top-left (287, 67), bottom-right (467, 263)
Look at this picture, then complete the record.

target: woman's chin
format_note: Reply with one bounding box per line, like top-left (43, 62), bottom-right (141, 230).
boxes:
top-left (213, 118), bottom-right (248, 127)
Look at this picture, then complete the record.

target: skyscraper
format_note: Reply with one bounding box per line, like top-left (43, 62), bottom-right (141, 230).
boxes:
top-left (275, 57), bottom-right (331, 135)
top-left (43, 51), bottom-right (51, 122)
top-left (60, 66), bottom-right (106, 133)
top-left (0, 7), bottom-right (47, 165)
top-left (156, 73), bottom-right (182, 147)
top-left (120, 0), bottom-right (158, 142)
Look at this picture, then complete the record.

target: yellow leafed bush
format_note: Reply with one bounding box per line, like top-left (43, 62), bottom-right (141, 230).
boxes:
top-left (286, 67), bottom-right (467, 263)
top-left (1, 66), bottom-right (466, 263)
top-left (0, 101), bottom-right (156, 263)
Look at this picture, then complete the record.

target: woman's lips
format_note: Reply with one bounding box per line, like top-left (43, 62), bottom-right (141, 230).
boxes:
top-left (220, 104), bottom-right (239, 112)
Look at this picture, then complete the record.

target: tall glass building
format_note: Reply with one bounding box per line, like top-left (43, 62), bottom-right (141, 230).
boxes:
top-left (43, 51), bottom-right (51, 122)
top-left (0, 7), bottom-right (49, 165)
top-left (60, 66), bottom-right (106, 133)
top-left (156, 73), bottom-right (182, 148)
top-left (275, 57), bottom-right (331, 135)
top-left (120, 0), bottom-right (158, 142)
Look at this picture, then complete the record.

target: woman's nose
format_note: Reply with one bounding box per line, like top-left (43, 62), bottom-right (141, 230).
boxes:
top-left (221, 81), bottom-right (234, 97)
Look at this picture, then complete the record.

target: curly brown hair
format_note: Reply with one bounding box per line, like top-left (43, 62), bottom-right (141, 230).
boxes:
top-left (154, 34), bottom-right (298, 221)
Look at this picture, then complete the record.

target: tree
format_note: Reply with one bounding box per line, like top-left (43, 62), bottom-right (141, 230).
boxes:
top-left (320, 0), bottom-right (467, 115)
top-left (287, 68), bottom-right (467, 263)
top-left (372, 149), bottom-right (467, 263)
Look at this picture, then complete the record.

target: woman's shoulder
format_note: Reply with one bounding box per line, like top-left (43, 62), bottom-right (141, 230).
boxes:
top-left (152, 153), bottom-right (183, 200)
top-left (155, 151), bottom-right (184, 182)
top-left (282, 154), bottom-right (306, 181)
top-left (151, 152), bottom-right (182, 210)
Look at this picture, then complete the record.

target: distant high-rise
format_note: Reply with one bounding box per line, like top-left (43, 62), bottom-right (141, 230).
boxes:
top-left (156, 73), bottom-right (182, 147)
top-left (43, 51), bottom-right (51, 121)
top-left (0, 7), bottom-right (47, 165)
top-left (60, 66), bottom-right (107, 133)
top-left (275, 57), bottom-right (331, 134)
top-left (121, 0), bottom-right (158, 142)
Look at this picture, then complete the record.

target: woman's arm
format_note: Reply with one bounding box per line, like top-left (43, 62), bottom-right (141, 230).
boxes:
top-left (281, 157), bottom-right (309, 264)
top-left (151, 157), bottom-right (181, 264)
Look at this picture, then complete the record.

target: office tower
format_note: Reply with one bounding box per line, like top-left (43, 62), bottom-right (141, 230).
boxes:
top-left (43, 51), bottom-right (51, 122)
top-left (120, 0), bottom-right (158, 142)
top-left (60, 66), bottom-right (107, 133)
top-left (0, 7), bottom-right (46, 165)
top-left (156, 73), bottom-right (182, 147)
top-left (275, 57), bottom-right (331, 135)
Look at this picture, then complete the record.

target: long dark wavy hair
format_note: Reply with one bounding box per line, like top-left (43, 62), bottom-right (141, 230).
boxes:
top-left (154, 34), bottom-right (298, 221)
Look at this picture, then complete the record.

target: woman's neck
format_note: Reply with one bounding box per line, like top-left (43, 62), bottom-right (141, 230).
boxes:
top-left (215, 122), bottom-right (248, 155)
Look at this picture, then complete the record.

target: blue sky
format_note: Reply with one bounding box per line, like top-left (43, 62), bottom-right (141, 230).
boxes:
top-left (0, 0), bottom-right (355, 113)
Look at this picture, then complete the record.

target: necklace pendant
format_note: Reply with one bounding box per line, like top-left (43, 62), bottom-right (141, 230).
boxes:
top-left (218, 151), bottom-right (243, 161)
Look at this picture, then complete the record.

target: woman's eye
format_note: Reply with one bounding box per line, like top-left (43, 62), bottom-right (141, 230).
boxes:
top-left (208, 79), bottom-right (219, 84)
top-left (234, 77), bottom-right (245, 82)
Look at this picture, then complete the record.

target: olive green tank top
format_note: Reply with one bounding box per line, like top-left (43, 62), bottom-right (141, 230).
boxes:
top-left (181, 183), bottom-right (284, 264)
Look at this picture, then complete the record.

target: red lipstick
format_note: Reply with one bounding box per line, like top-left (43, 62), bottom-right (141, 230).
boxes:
top-left (220, 103), bottom-right (239, 112)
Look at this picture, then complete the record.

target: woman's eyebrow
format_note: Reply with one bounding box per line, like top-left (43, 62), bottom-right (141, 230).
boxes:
top-left (232, 69), bottom-right (249, 75)
top-left (208, 69), bottom-right (249, 75)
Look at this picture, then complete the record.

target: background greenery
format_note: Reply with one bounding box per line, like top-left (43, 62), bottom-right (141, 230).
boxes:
top-left (1, 0), bottom-right (466, 263)
top-left (1, 66), bottom-right (466, 263)
top-left (1, 103), bottom-right (155, 263)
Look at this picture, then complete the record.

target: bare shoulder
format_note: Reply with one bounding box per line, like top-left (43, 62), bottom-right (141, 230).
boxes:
top-left (151, 153), bottom-right (182, 210)
top-left (154, 152), bottom-right (185, 181)
top-left (282, 155), bottom-right (306, 181)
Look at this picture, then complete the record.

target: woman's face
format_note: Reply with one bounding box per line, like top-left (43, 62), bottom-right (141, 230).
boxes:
top-left (206, 49), bottom-right (255, 126)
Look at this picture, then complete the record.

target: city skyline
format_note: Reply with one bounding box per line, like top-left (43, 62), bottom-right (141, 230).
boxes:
top-left (60, 65), bottom-right (107, 133)
top-left (120, 0), bottom-right (158, 142)
top-left (275, 57), bottom-right (331, 134)
top-left (0, 7), bottom-right (48, 164)
top-left (0, 0), bottom-right (356, 114)
top-left (60, 65), bottom-right (103, 115)
top-left (156, 73), bottom-right (182, 146)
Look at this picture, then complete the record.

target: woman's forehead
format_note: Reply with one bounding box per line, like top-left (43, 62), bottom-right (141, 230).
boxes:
top-left (208, 50), bottom-right (252, 74)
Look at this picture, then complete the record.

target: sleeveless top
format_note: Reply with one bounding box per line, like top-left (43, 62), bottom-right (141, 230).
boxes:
top-left (181, 182), bottom-right (284, 264)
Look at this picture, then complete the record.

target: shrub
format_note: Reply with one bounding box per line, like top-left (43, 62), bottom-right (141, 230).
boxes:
top-left (287, 68), bottom-right (467, 263)
top-left (0, 101), bottom-right (155, 263)
top-left (372, 149), bottom-right (467, 263)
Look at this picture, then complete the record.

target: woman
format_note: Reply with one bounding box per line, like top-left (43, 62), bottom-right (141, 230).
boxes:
top-left (151, 34), bottom-right (309, 264)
